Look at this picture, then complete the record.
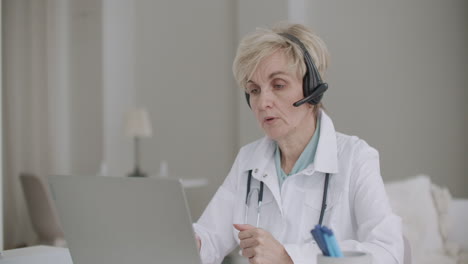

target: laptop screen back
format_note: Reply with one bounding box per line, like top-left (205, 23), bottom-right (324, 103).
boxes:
top-left (48, 176), bottom-right (202, 264)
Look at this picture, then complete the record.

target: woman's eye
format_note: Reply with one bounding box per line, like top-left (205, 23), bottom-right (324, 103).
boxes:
top-left (246, 84), bottom-right (260, 95)
top-left (272, 79), bottom-right (286, 89)
top-left (249, 88), bottom-right (260, 95)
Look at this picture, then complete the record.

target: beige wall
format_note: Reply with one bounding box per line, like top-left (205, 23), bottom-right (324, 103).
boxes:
top-left (132, 0), bottom-right (237, 218)
top-left (134, 0), bottom-right (236, 184)
top-left (0, 0), bottom-right (3, 250)
top-left (68, 0), bottom-right (103, 176)
top-left (305, 0), bottom-right (468, 196)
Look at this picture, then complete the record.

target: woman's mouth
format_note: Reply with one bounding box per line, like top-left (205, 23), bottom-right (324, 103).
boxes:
top-left (263, 116), bottom-right (277, 124)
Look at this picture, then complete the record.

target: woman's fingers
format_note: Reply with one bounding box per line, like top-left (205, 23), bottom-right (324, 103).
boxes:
top-left (240, 237), bottom-right (259, 249)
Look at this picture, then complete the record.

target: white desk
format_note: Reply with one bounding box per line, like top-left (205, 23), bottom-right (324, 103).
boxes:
top-left (0, 246), bottom-right (253, 264)
top-left (0, 246), bottom-right (73, 264)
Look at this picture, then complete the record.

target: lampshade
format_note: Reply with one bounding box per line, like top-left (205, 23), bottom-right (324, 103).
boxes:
top-left (125, 108), bottom-right (153, 137)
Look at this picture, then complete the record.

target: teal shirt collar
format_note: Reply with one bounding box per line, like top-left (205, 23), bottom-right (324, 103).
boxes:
top-left (275, 118), bottom-right (321, 188)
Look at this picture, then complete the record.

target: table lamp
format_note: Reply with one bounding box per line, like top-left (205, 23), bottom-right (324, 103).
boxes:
top-left (125, 108), bottom-right (153, 177)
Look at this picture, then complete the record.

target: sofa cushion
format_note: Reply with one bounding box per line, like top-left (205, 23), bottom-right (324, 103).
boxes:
top-left (385, 176), bottom-right (445, 258)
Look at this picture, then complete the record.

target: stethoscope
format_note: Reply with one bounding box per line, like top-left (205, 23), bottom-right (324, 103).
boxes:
top-left (244, 170), bottom-right (330, 227)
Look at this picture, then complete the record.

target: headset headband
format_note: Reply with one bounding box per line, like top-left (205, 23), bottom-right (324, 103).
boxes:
top-left (278, 33), bottom-right (324, 84)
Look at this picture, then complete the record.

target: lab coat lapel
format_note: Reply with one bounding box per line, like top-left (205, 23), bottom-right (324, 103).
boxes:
top-left (314, 110), bottom-right (339, 174)
top-left (311, 110), bottom-right (344, 220)
top-left (242, 137), bottom-right (284, 216)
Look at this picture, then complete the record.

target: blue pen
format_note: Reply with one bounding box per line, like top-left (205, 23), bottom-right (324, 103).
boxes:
top-left (322, 230), bottom-right (336, 257)
top-left (320, 226), bottom-right (334, 257)
top-left (321, 226), bottom-right (343, 257)
top-left (311, 225), bottom-right (330, 256)
top-left (326, 227), bottom-right (343, 257)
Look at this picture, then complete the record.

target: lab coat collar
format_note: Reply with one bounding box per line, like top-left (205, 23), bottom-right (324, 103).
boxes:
top-left (243, 109), bottom-right (339, 176)
top-left (313, 110), bottom-right (339, 174)
top-left (244, 137), bottom-right (276, 177)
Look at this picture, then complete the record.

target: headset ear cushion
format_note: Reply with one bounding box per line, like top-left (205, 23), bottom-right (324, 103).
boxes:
top-left (303, 71), bottom-right (312, 98)
top-left (309, 83), bottom-right (328, 105)
top-left (245, 92), bottom-right (251, 108)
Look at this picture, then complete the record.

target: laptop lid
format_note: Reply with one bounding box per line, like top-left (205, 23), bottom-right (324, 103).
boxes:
top-left (48, 175), bottom-right (202, 264)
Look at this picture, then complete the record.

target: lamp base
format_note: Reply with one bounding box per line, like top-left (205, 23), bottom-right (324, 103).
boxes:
top-left (128, 168), bottom-right (147, 177)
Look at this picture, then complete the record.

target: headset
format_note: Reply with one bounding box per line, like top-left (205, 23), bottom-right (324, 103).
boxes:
top-left (245, 33), bottom-right (328, 108)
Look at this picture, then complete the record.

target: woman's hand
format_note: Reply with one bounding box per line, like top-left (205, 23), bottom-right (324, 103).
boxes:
top-left (195, 233), bottom-right (201, 251)
top-left (234, 224), bottom-right (293, 264)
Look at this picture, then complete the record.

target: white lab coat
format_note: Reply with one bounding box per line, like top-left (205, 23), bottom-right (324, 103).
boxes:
top-left (193, 110), bottom-right (403, 264)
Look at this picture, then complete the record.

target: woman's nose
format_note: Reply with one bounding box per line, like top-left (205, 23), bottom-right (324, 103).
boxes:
top-left (256, 89), bottom-right (274, 109)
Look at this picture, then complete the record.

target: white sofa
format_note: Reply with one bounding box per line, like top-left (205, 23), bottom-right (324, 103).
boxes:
top-left (385, 176), bottom-right (468, 264)
top-left (448, 199), bottom-right (468, 253)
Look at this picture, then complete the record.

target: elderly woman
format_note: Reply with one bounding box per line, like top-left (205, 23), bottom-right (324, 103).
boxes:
top-left (193, 23), bottom-right (403, 264)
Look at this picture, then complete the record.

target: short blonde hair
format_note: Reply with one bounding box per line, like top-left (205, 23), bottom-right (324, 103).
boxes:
top-left (233, 22), bottom-right (330, 108)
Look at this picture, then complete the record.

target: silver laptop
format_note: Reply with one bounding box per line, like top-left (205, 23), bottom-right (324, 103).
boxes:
top-left (48, 175), bottom-right (202, 264)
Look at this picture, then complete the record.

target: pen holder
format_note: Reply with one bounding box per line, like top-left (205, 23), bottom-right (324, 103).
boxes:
top-left (317, 251), bottom-right (371, 264)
